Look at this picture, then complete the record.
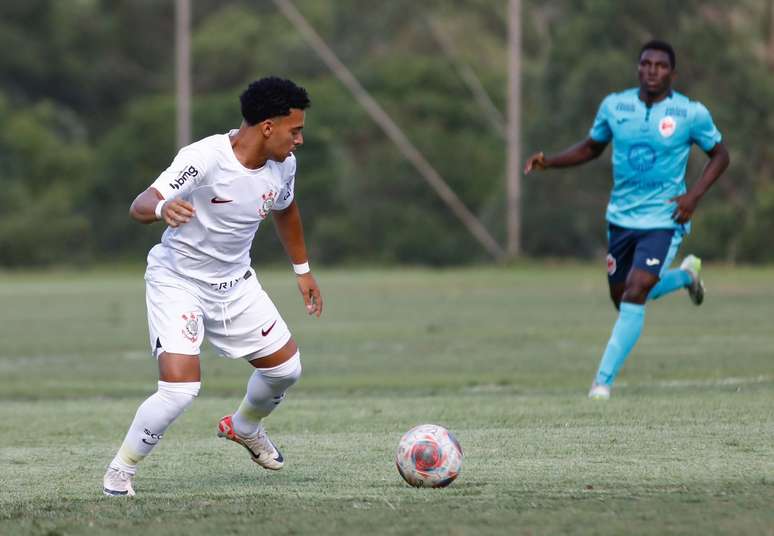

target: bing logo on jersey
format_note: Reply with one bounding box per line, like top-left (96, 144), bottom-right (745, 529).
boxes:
top-left (169, 165), bottom-right (199, 190)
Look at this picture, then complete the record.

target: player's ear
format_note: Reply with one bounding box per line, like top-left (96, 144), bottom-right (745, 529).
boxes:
top-left (259, 119), bottom-right (274, 138)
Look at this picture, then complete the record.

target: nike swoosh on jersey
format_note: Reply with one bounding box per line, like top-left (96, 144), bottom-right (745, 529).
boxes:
top-left (645, 258), bottom-right (661, 266)
top-left (211, 197), bottom-right (233, 204)
top-left (261, 320), bottom-right (277, 337)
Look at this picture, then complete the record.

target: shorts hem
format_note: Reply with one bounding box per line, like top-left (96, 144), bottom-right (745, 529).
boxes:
top-left (237, 333), bottom-right (292, 361)
top-left (152, 346), bottom-right (201, 359)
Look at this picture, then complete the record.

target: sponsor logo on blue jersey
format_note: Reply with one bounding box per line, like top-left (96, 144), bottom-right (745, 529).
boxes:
top-left (665, 107), bottom-right (687, 118)
top-left (627, 143), bottom-right (657, 172)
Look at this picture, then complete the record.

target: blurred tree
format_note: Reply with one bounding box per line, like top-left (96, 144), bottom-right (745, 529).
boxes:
top-left (0, 95), bottom-right (93, 265)
top-left (0, 0), bottom-right (771, 266)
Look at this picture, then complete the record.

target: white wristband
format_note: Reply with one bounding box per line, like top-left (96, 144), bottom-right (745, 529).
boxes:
top-left (293, 261), bottom-right (310, 275)
top-left (154, 199), bottom-right (166, 220)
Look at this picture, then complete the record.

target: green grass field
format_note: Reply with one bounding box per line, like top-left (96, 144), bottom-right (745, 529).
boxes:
top-left (0, 265), bottom-right (772, 535)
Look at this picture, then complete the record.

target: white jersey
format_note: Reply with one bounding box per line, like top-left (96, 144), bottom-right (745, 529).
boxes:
top-left (147, 130), bottom-right (296, 282)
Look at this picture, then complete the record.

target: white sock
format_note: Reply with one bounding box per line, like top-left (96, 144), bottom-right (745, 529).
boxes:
top-left (110, 381), bottom-right (200, 474)
top-left (232, 352), bottom-right (302, 437)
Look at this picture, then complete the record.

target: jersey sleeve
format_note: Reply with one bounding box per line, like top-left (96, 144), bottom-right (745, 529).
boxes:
top-left (149, 147), bottom-right (207, 200)
top-left (588, 95), bottom-right (613, 143)
top-left (273, 154), bottom-right (297, 211)
top-left (690, 102), bottom-right (722, 152)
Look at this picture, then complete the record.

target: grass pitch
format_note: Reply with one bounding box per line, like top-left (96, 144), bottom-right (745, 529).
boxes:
top-left (0, 265), bottom-right (772, 535)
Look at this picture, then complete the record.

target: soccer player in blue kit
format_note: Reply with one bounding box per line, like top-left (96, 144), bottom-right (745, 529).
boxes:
top-left (524, 40), bottom-right (730, 400)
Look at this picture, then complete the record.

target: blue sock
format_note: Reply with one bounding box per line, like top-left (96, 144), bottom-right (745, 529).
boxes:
top-left (648, 269), bottom-right (692, 300)
top-left (594, 302), bottom-right (646, 386)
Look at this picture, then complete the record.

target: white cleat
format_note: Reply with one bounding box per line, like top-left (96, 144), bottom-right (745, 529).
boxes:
top-left (680, 254), bottom-right (704, 306)
top-left (218, 415), bottom-right (284, 470)
top-left (103, 466), bottom-right (136, 497)
top-left (588, 383), bottom-right (611, 400)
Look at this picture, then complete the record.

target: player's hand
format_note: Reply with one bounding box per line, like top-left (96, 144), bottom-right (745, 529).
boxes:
top-left (524, 152), bottom-right (547, 174)
top-left (296, 272), bottom-right (323, 317)
top-left (669, 193), bottom-right (700, 224)
top-left (161, 199), bottom-right (195, 227)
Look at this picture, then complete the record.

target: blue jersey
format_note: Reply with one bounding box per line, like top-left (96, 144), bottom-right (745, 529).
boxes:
top-left (589, 88), bottom-right (722, 231)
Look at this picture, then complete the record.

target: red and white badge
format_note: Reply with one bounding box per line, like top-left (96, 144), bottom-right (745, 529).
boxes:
top-left (606, 253), bottom-right (617, 275)
top-left (659, 116), bottom-right (677, 138)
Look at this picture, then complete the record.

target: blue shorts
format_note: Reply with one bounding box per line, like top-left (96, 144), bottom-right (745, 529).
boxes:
top-left (606, 224), bottom-right (684, 283)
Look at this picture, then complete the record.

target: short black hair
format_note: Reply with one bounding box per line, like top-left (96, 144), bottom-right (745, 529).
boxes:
top-left (639, 40), bottom-right (676, 69)
top-left (240, 77), bottom-right (311, 125)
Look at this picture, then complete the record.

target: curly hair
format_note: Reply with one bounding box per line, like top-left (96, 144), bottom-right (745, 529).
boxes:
top-left (639, 40), bottom-right (676, 69)
top-left (239, 77), bottom-right (311, 125)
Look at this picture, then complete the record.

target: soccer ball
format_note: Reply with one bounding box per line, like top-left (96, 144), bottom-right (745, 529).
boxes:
top-left (395, 424), bottom-right (462, 488)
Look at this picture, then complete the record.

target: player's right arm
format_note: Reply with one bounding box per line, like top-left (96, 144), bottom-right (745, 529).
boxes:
top-left (129, 147), bottom-right (204, 226)
top-left (129, 187), bottom-right (195, 227)
top-left (524, 138), bottom-right (608, 174)
top-left (524, 94), bottom-right (612, 174)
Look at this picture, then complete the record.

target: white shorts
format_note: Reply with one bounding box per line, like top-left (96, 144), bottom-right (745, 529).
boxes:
top-left (144, 265), bottom-right (291, 360)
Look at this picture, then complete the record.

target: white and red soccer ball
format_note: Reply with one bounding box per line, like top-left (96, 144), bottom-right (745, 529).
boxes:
top-left (396, 424), bottom-right (462, 488)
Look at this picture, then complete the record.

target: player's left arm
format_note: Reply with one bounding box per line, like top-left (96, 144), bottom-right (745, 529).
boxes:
top-left (671, 102), bottom-right (731, 224)
top-left (670, 142), bottom-right (730, 224)
top-left (273, 200), bottom-right (323, 317)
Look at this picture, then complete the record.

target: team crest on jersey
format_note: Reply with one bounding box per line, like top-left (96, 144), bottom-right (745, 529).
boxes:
top-left (606, 254), bottom-right (617, 276)
top-left (659, 116), bottom-right (677, 138)
top-left (258, 190), bottom-right (277, 220)
top-left (181, 312), bottom-right (199, 342)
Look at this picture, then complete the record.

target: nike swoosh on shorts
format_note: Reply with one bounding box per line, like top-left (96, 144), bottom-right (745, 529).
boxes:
top-left (261, 320), bottom-right (277, 337)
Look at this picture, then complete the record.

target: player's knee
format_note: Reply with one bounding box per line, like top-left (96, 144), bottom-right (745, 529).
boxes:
top-left (157, 380), bottom-right (200, 411)
top-left (608, 282), bottom-right (625, 310)
top-left (622, 286), bottom-right (650, 304)
top-left (625, 270), bottom-right (658, 301)
top-left (261, 351), bottom-right (302, 391)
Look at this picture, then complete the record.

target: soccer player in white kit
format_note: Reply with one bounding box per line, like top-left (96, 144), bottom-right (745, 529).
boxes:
top-left (103, 77), bottom-right (323, 496)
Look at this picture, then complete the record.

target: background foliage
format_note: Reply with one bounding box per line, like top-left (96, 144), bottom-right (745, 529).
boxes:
top-left (1, 0), bottom-right (772, 266)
